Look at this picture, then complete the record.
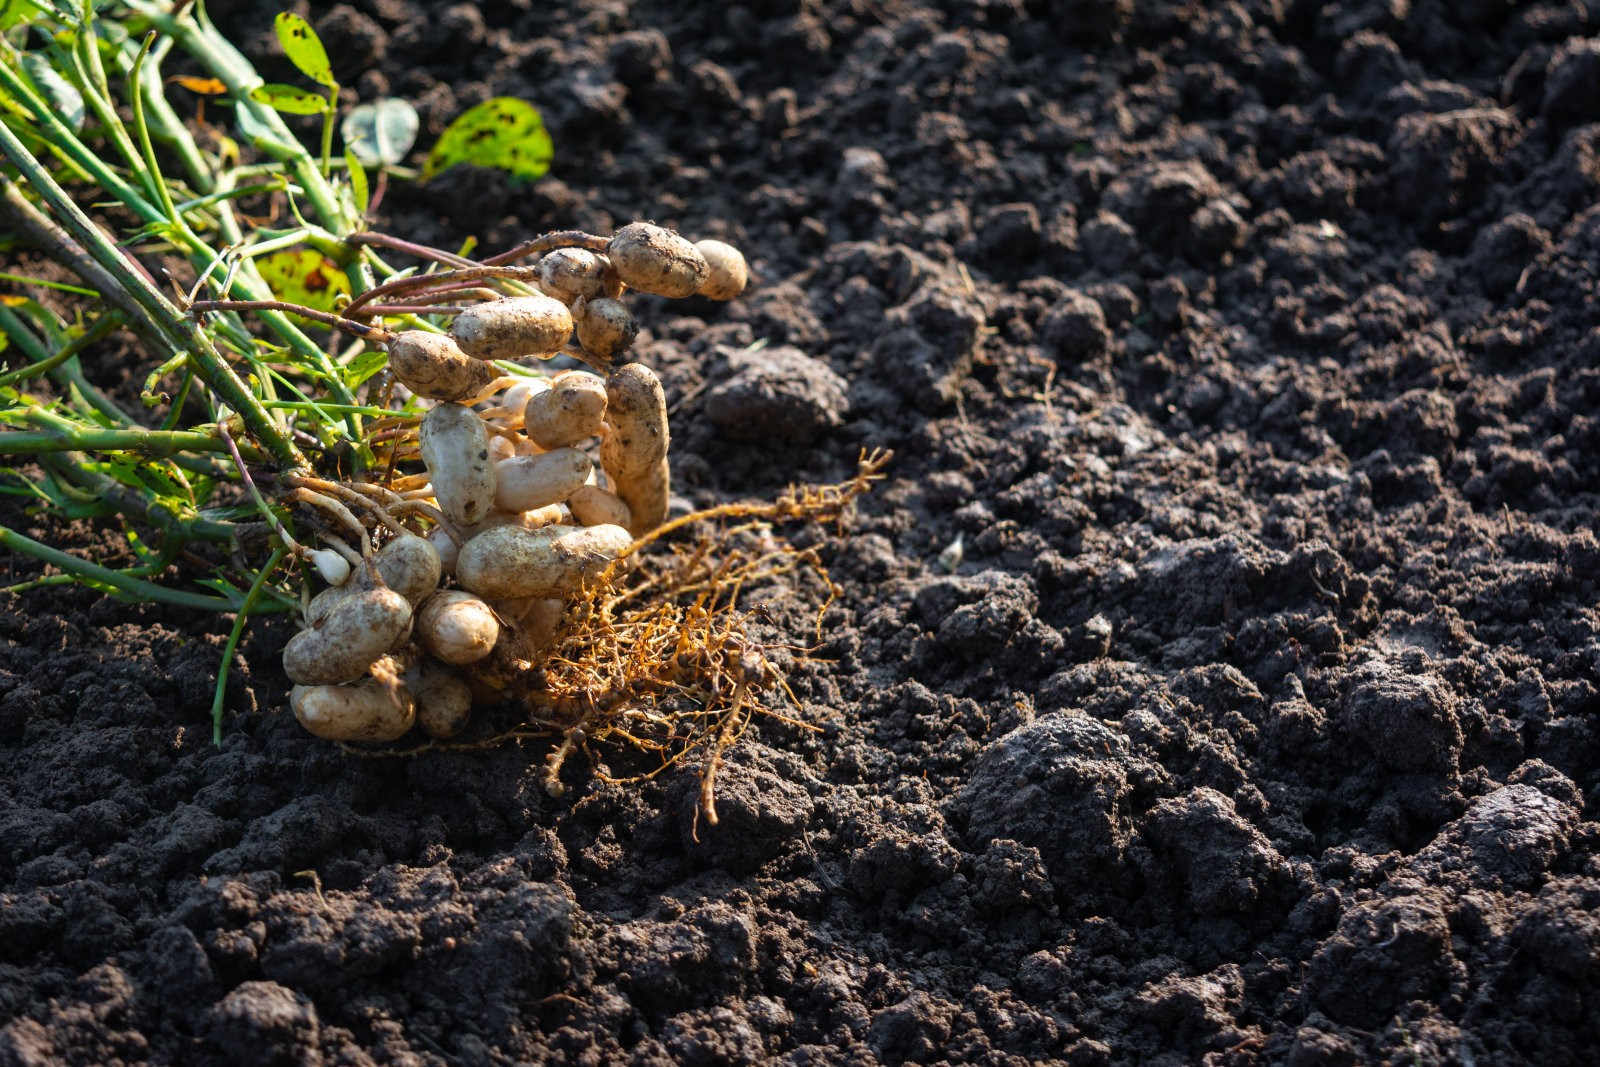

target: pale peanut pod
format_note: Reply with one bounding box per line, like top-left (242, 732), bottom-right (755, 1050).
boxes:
top-left (417, 589), bottom-right (500, 665)
top-left (600, 363), bottom-right (671, 535)
top-left (694, 239), bottom-right (749, 301)
top-left (428, 525), bottom-right (460, 575)
top-left (500, 377), bottom-right (548, 417)
top-left (419, 403), bottom-right (497, 527)
top-left (606, 222), bottom-right (709, 298)
top-left (568, 484), bottom-right (633, 529)
top-left (537, 248), bottom-right (609, 303)
top-left (449, 295), bottom-right (573, 360)
top-left (487, 433), bottom-right (517, 463)
top-left (283, 587), bottom-right (413, 685)
top-left (493, 449), bottom-right (592, 512)
top-left (412, 662), bottom-right (472, 739)
top-left (309, 548), bottom-right (351, 587)
top-left (574, 297), bottom-right (638, 363)
top-left (524, 372), bottom-right (608, 449)
top-left (386, 331), bottom-right (498, 402)
top-left (455, 522), bottom-right (633, 599)
top-left (292, 677), bottom-right (416, 742)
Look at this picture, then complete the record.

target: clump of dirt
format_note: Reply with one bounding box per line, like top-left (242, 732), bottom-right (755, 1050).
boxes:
top-left (4, 0), bottom-right (1600, 1063)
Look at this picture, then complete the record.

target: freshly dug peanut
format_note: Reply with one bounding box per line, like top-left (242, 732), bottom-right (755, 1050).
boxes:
top-left (450, 295), bottom-right (573, 360)
top-left (309, 548), bottom-right (351, 587)
top-left (607, 222), bottom-right (709, 298)
top-left (292, 676), bottom-right (416, 742)
top-left (500, 377), bottom-right (548, 417)
top-left (427, 526), bottom-right (460, 575)
top-left (487, 433), bottom-right (517, 463)
top-left (420, 403), bottom-right (496, 527)
top-left (694, 239), bottom-right (749, 300)
top-left (386, 331), bottom-right (498, 401)
top-left (568, 484), bottom-right (632, 529)
top-left (374, 533), bottom-right (442, 606)
top-left (455, 522), bottom-right (633, 599)
top-left (600, 363), bottom-right (670, 535)
top-left (574, 297), bottom-right (638, 363)
top-left (283, 587), bottom-right (413, 685)
top-left (492, 449), bottom-right (592, 512)
top-left (417, 589), bottom-right (500, 665)
top-left (412, 663), bottom-right (472, 739)
top-left (537, 248), bottom-right (609, 303)
top-left (524, 372), bottom-right (608, 448)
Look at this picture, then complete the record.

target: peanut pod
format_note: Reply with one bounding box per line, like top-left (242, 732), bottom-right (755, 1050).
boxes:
top-left (420, 403), bottom-right (497, 527)
top-left (455, 523), bottom-right (633, 599)
top-left (450, 295), bottom-right (573, 360)
top-left (284, 587), bottom-right (413, 686)
top-left (493, 449), bottom-right (592, 512)
top-left (524, 371), bottom-right (608, 449)
top-left (417, 589), bottom-right (500, 666)
top-left (292, 675), bottom-right (416, 742)
top-left (606, 222), bottom-right (709, 298)
top-left (386, 331), bottom-right (498, 401)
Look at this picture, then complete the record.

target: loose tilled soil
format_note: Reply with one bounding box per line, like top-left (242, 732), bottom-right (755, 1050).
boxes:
top-left (5, 0), bottom-right (1600, 1063)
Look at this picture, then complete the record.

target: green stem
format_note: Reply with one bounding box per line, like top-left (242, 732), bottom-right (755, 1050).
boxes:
top-left (0, 522), bottom-right (236, 611)
top-left (0, 126), bottom-right (300, 467)
top-left (212, 543), bottom-right (288, 744)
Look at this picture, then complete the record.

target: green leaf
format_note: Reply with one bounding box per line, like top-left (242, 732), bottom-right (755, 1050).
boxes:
top-left (344, 149), bottom-right (369, 214)
top-left (273, 11), bottom-right (336, 89)
top-left (424, 97), bottom-right (552, 183)
top-left (341, 97), bottom-right (418, 167)
top-left (256, 247), bottom-right (351, 314)
top-left (249, 82), bottom-right (329, 116)
top-left (232, 100), bottom-right (300, 157)
top-left (19, 53), bottom-right (84, 133)
top-left (0, 0), bottom-right (49, 31)
top-left (342, 347), bottom-right (388, 388)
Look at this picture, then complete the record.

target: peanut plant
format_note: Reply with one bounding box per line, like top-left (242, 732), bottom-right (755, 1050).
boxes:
top-left (0, 2), bottom-right (882, 816)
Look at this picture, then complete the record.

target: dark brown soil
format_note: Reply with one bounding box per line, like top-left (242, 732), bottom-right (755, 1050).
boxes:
top-left (6, 0), bottom-right (1600, 1063)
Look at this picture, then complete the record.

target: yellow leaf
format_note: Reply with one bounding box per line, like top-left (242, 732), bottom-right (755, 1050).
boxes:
top-left (170, 75), bottom-right (228, 96)
top-left (256, 248), bottom-right (351, 315)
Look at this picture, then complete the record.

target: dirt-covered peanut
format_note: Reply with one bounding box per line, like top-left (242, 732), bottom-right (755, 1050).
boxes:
top-left (600, 363), bottom-right (670, 534)
top-left (493, 449), bottom-right (592, 512)
top-left (449, 295), bottom-right (573, 360)
top-left (386, 331), bottom-right (498, 401)
top-left (568, 484), bottom-right (633, 529)
top-left (372, 533), bottom-right (442, 606)
top-left (537, 248), bottom-right (609, 303)
top-left (417, 589), bottom-right (500, 665)
top-left (573, 297), bottom-right (638, 363)
top-left (291, 676), bottom-right (416, 742)
top-left (419, 403), bottom-right (496, 527)
top-left (283, 587), bottom-right (413, 685)
top-left (455, 522), bottom-right (633, 599)
top-left (607, 222), bottom-right (710, 298)
top-left (694, 239), bottom-right (749, 300)
top-left (412, 662), bottom-right (472, 739)
top-left (524, 371), bottom-right (608, 448)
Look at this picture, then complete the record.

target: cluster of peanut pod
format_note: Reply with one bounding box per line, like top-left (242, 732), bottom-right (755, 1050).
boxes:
top-left (282, 223), bottom-right (748, 743)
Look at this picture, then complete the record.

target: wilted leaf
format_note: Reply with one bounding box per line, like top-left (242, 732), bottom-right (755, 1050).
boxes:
top-left (341, 97), bottom-right (419, 167)
top-left (249, 83), bottom-right (329, 116)
top-left (170, 75), bottom-right (228, 95)
top-left (424, 97), bottom-right (552, 183)
top-left (256, 247), bottom-right (350, 314)
top-left (273, 12), bottom-right (336, 89)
